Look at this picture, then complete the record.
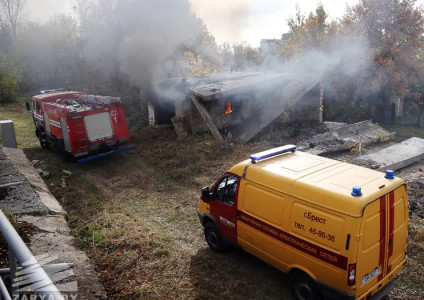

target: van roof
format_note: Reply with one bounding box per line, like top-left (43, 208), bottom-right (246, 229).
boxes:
top-left (229, 150), bottom-right (404, 217)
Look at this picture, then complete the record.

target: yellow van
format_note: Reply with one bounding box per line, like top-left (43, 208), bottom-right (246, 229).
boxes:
top-left (197, 145), bottom-right (408, 300)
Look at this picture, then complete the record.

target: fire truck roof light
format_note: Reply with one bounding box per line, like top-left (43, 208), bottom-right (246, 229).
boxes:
top-left (385, 170), bottom-right (394, 179)
top-left (250, 145), bottom-right (296, 163)
top-left (351, 186), bottom-right (362, 197)
top-left (40, 88), bottom-right (64, 94)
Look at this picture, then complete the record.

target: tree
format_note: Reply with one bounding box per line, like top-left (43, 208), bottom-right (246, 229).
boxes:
top-left (285, 4), bottom-right (331, 55)
top-left (343, 0), bottom-right (424, 101)
top-left (0, 0), bottom-right (26, 38)
top-left (0, 55), bottom-right (18, 102)
top-left (16, 15), bottom-right (82, 91)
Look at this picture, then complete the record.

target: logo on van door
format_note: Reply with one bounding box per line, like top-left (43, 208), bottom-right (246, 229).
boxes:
top-left (219, 216), bottom-right (235, 228)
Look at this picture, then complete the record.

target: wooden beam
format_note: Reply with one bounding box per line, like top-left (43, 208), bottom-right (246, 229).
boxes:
top-left (189, 94), bottom-right (224, 141)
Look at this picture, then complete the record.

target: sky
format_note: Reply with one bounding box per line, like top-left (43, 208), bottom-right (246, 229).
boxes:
top-left (26, 0), bottom-right (424, 47)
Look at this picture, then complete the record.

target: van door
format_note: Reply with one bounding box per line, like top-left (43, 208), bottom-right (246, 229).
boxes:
top-left (209, 174), bottom-right (239, 244)
top-left (356, 186), bottom-right (408, 295)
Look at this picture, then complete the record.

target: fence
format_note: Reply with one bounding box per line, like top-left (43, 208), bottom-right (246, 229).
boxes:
top-left (0, 200), bottom-right (73, 300)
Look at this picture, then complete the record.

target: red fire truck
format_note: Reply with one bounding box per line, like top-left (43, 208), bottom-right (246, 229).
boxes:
top-left (29, 90), bottom-right (132, 162)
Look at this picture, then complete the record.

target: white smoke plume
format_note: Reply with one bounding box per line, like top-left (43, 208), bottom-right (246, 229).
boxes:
top-left (79, 0), bottom-right (203, 95)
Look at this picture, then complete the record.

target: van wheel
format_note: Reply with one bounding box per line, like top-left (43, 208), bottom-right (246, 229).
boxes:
top-left (290, 272), bottom-right (322, 300)
top-left (204, 222), bottom-right (227, 252)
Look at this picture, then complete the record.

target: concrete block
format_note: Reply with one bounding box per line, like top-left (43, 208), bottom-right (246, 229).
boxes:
top-left (358, 137), bottom-right (424, 171)
top-left (0, 120), bottom-right (17, 148)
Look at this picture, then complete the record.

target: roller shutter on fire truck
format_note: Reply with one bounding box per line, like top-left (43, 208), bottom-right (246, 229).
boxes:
top-left (84, 112), bottom-right (114, 142)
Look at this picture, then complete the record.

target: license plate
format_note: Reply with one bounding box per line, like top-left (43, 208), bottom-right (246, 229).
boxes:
top-left (361, 266), bottom-right (381, 285)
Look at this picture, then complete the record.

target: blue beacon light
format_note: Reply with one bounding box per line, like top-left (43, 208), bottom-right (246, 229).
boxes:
top-left (385, 170), bottom-right (394, 179)
top-left (351, 186), bottom-right (362, 196)
top-left (250, 145), bottom-right (296, 163)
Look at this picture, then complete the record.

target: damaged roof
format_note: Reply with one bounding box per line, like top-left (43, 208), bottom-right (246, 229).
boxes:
top-left (188, 72), bottom-right (289, 100)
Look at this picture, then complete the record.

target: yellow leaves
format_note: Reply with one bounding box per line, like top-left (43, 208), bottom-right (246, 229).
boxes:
top-left (183, 51), bottom-right (218, 76)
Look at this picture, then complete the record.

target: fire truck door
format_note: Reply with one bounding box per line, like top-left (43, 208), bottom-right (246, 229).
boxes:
top-left (60, 117), bottom-right (71, 151)
top-left (43, 112), bottom-right (51, 133)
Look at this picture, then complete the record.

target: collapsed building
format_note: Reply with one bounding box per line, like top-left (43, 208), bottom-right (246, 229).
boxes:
top-left (148, 72), bottom-right (323, 143)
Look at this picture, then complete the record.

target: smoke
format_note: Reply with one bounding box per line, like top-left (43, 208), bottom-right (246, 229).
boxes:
top-left (189, 0), bottom-right (251, 44)
top-left (285, 39), bottom-right (372, 82)
top-left (80, 0), bottom-right (203, 95)
top-left (78, 0), bottom-right (374, 110)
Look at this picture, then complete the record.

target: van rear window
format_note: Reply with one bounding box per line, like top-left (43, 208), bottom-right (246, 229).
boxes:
top-left (289, 202), bottom-right (346, 250)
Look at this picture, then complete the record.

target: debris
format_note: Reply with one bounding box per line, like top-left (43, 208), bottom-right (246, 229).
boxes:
top-left (62, 170), bottom-right (72, 176)
top-left (61, 181), bottom-right (67, 188)
top-left (36, 168), bottom-right (43, 174)
top-left (31, 160), bottom-right (40, 166)
top-left (300, 120), bottom-right (395, 155)
top-left (41, 171), bottom-right (50, 178)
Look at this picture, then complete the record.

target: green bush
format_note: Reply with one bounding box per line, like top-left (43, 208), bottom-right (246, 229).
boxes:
top-left (0, 56), bottom-right (19, 103)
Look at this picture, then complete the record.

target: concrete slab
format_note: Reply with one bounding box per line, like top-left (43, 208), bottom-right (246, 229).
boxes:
top-left (357, 137), bottom-right (424, 171)
top-left (3, 147), bottom-right (66, 215)
top-left (0, 182), bottom-right (49, 215)
top-left (1, 146), bottom-right (107, 299)
top-left (300, 120), bottom-right (395, 155)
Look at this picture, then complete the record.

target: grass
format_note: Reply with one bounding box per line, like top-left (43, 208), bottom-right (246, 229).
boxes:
top-left (381, 111), bottom-right (424, 142)
top-left (0, 97), bottom-right (39, 148)
top-left (384, 123), bottom-right (424, 142)
top-left (2, 97), bottom-right (424, 299)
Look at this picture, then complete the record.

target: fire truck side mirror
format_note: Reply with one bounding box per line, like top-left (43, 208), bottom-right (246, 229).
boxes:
top-left (201, 186), bottom-right (211, 202)
top-left (25, 102), bottom-right (30, 112)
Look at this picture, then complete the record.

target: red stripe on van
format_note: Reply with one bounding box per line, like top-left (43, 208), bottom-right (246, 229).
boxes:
top-left (387, 191), bottom-right (395, 273)
top-left (378, 196), bottom-right (386, 281)
top-left (237, 210), bottom-right (348, 270)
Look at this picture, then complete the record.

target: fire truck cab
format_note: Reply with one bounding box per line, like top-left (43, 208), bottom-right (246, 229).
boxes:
top-left (31, 90), bottom-right (132, 162)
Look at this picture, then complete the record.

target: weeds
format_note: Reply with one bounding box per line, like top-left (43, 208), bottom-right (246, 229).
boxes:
top-left (350, 137), bottom-right (366, 154)
top-left (75, 223), bottom-right (106, 250)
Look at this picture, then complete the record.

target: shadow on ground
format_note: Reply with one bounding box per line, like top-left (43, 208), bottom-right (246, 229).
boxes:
top-left (189, 247), bottom-right (293, 300)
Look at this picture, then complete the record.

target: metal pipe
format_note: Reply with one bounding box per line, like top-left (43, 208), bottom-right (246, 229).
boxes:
top-left (0, 276), bottom-right (12, 300)
top-left (0, 181), bottom-right (24, 189)
top-left (0, 263), bottom-right (74, 275)
top-left (0, 210), bottom-right (63, 299)
top-left (9, 247), bottom-right (17, 297)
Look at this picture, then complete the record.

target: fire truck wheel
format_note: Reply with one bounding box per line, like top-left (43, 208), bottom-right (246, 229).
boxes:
top-left (290, 271), bottom-right (322, 300)
top-left (204, 222), bottom-right (227, 252)
top-left (56, 141), bottom-right (74, 162)
top-left (39, 135), bottom-right (48, 149)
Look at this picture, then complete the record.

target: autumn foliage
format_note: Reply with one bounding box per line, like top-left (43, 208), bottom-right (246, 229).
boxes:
top-left (286, 0), bottom-right (424, 125)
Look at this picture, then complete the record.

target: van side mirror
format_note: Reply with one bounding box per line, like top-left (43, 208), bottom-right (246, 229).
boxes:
top-left (201, 186), bottom-right (211, 201)
top-left (25, 102), bottom-right (30, 112)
